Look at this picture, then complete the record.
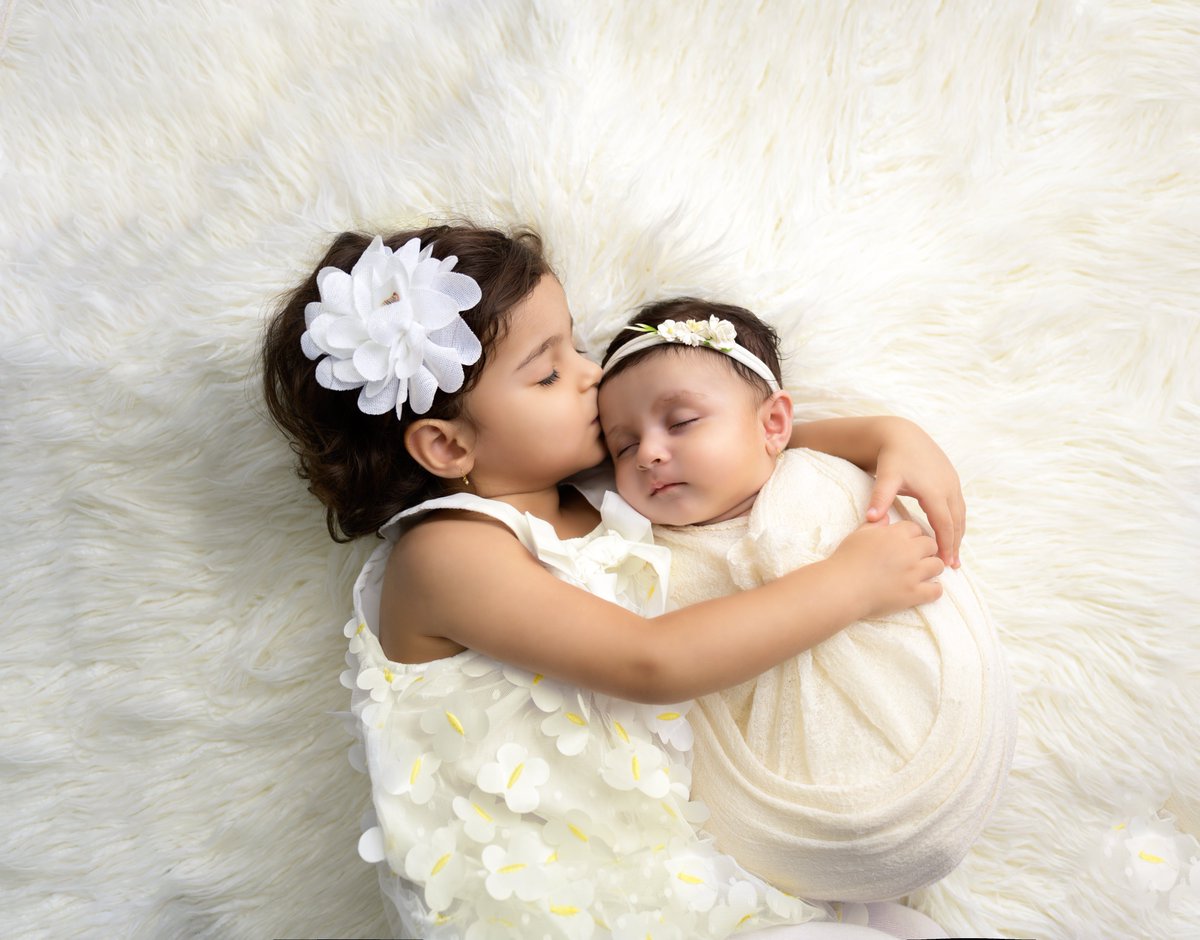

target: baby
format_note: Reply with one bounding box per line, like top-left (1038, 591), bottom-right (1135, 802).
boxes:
top-left (597, 299), bottom-right (1018, 902)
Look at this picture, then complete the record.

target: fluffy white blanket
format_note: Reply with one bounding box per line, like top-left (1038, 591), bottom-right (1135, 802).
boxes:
top-left (2, 1), bottom-right (1197, 938)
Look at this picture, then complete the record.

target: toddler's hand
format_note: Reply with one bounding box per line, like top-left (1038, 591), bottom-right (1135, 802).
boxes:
top-left (864, 419), bottom-right (965, 569)
top-left (831, 518), bottom-right (945, 619)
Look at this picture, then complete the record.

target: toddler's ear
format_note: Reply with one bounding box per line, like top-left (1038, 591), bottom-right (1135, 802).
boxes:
top-left (760, 390), bottom-right (794, 456)
top-left (405, 418), bottom-right (476, 480)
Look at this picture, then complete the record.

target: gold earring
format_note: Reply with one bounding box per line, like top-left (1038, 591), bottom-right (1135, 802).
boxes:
top-left (461, 472), bottom-right (471, 488)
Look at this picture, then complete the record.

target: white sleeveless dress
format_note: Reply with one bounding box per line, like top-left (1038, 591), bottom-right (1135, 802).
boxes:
top-left (342, 489), bottom-right (826, 940)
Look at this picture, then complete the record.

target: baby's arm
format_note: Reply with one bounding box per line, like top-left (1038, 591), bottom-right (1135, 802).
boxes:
top-left (386, 513), bottom-right (941, 704)
top-left (791, 416), bottom-right (965, 567)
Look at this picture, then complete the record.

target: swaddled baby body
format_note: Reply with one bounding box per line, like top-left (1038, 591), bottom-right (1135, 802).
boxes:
top-left (598, 300), bottom-right (1017, 902)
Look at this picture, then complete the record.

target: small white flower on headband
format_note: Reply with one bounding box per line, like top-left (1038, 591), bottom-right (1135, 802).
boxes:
top-left (300, 235), bottom-right (483, 419)
top-left (633, 316), bottom-right (737, 351)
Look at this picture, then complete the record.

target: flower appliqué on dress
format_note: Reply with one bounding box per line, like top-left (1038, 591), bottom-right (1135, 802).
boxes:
top-left (481, 830), bottom-right (555, 902)
top-left (477, 742), bottom-right (551, 813)
top-left (420, 701), bottom-right (489, 761)
top-left (404, 825), bottom-right (467, 913)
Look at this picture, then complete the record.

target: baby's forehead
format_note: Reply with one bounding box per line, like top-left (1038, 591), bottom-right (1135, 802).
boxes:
top-left (602, 347), bottom-right (752, 398)
top-left (598, 349), bottom-right (757, 423)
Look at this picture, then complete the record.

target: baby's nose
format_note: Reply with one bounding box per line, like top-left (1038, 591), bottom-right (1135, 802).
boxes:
top-left (636, 440), bottom-right (667, 469)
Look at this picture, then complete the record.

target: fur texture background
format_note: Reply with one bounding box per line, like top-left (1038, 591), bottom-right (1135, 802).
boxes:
top-left (2, 1), bottom-right (1198, 937)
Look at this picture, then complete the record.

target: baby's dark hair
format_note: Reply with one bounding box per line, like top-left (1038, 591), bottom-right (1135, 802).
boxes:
top-left (601, 298), bottom-right (783, 397)
top-left (262, 224), bottom-right (551, 542)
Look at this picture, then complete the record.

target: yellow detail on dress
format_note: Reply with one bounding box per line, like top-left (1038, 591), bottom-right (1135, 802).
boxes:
top-left (508, 763), bottom-right (524, 787)
top-left (445, 711), bottom-right (465, 734)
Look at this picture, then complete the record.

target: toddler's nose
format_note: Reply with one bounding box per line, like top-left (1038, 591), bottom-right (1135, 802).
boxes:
top-left (578, 352), bottom-right (602, 388)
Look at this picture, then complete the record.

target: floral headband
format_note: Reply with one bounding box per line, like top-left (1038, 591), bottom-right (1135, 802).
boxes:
top-left (300, 235), bottom-right (483, 419)
top-left (602, 317), bottom-right (781, 392)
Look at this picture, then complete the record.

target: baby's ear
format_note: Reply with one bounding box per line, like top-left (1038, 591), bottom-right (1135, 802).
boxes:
top-left (405, 418), bottom-right (476, 480)
top-left (760, 390), bottom-right (794, 456)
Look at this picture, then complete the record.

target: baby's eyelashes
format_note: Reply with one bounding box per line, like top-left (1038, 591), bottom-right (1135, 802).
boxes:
top-left (606, 436), bottom-right (637, 459)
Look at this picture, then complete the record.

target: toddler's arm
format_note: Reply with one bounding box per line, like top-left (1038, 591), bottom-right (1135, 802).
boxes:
top-left (385, 512), bottom-right (941, 704)
top-left (791, 416), bottom-right (965, 567)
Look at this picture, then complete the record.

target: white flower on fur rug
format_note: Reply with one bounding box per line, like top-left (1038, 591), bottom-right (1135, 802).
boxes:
top-left (1100, 812), bottom-right (1200, 908)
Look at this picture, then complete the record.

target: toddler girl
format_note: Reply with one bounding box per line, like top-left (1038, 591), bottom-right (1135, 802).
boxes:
top-left (598, 299), bottom-right (1018, 904)
top-left (262, 225), bottom-right (957, 939)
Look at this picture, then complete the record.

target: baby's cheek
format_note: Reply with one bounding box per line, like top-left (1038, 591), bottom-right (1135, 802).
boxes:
top-left (613, 469), bottom-right (648, 514)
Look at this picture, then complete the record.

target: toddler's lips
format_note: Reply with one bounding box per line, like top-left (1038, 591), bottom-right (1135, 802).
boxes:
top-left (650, 481), bottom-right (681, 495)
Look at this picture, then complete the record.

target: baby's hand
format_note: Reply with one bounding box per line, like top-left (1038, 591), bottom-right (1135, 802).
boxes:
top-left (830, 518), bottom-right (945, 619)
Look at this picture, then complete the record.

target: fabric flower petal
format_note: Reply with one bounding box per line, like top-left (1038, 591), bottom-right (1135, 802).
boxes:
top-left (352, 341), bottom-right (392, 383)
top-left (420, 342), bottom-right (467, 393)
top-left (430, 270), bottom-right (482, 310)
top-left (407, 367), bottom-right (438, 415)
top-left (358, 825), bottom-right (386, 864)
top-left (358, 379), bottom-right (400, 415)
top-left (315, 267), bottom-right (354, 315)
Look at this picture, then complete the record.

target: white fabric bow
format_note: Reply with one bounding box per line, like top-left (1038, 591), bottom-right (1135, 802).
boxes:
top-left (300, 235), bottom-right (483, 419)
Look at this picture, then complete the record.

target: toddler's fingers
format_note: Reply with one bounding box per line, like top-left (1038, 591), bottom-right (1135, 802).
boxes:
top-left (866, 473), bottom-right (901, 522)
top-left (917, 579), bottom-right (945, 604)
top-left (951, 492), bottom-right (967, 567)
top-left (921, 497), bottom-right (957, 567)
top-left (920, 555), bottom-right (946, 580)
top-left (897, 521), bottom-right (935, 546)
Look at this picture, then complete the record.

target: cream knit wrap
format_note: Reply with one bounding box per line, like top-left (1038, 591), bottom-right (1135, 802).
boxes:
top-left (653, 449), bottom-right (1017, 902)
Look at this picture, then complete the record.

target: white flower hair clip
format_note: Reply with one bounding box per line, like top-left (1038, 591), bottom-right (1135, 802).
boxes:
top-left (602, 316), bottom-right (780, 392)
top-left (300, 235), bottom-right (483, 419)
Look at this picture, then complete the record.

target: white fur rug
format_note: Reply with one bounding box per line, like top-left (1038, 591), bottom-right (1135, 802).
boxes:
top-left (2, 1), bottom-right (1198, 937)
